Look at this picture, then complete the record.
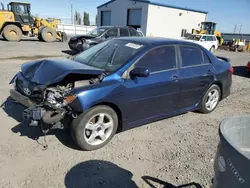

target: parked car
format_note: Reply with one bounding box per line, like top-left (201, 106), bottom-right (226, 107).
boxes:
top-left (68, 26), bottom-right (143, 52)
top-left (9, 37), bottom-right (233, 151)
top-left (185, 34), bottom-right (218, 52)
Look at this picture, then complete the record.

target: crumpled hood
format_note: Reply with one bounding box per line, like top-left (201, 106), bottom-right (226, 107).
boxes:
top-left (21, 58), bottom-right (103, 85)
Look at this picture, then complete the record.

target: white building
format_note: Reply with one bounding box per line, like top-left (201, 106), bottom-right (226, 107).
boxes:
top-left (97, 0), bottom-right (208, 39)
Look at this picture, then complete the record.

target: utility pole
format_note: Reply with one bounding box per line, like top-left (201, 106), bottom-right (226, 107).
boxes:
top-left (233, 24), bottom-right (237, 34)
top-left (239, 25), bottom-right (242, 34)
top-left (71, 4), bottom-right (73, 24)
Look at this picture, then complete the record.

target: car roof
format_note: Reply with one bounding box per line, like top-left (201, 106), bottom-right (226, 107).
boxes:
top-left (116, 37), bottom-right (203, 47)
top-left (192, 34), bottom-right (216, 36)
top-left (98, 26), bottom-right (137, 30)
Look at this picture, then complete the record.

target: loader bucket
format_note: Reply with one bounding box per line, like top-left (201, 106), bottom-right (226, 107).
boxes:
top-left (213, 116), bottom-right (250, 188)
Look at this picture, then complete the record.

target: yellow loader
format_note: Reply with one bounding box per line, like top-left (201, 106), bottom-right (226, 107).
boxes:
top-left (192, 22), bottom-right (224, 46)
top-left (0, 1), bottom-right (67, 42)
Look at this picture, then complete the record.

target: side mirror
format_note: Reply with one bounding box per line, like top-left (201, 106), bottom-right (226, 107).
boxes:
top-left (130, 67), bottom-right (150, 78)
top-left (200, 39), bottom-right (205, 42)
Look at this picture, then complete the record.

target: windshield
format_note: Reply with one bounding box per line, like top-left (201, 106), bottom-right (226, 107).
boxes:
top-left (74, 39), bottom-right (145, 72)
top-left (186, 35), bottom-right (201, 41)
top-left (86, 28), bottom-right (108, 37)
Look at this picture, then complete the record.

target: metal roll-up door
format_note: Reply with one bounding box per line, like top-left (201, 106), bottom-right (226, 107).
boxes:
top-left (101, 11), bottom-right (111, 26)
top-left (127, 9), bottom-right (142, 28)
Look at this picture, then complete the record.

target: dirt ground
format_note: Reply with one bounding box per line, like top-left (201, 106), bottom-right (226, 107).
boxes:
top-left (0, 38), bottom-right (249, 188)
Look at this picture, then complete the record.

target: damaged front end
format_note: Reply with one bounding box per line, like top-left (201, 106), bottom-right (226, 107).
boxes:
top-left (9, 59), bottom-right (108, 133)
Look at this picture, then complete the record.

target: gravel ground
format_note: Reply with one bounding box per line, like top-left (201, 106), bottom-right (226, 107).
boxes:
top-left (0, 39), bottom-right (249, 188)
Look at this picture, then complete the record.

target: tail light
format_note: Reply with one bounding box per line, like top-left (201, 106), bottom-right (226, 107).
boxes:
top-left (229, 67), bottom-right (234, 74)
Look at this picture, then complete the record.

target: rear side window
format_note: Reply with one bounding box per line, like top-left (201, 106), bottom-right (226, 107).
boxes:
top-left (180, 46), bottom-right (205, 67)
top-left (135, 46), bottom-right (176, 72)
top-left (120, 28), bottom-right (129, 36)
top-left (206, 36), bottom-right (213, 41)
top-left (129, 28), bottom-right (138, 36)
top-left (212, 36), bottom-right (217, 41)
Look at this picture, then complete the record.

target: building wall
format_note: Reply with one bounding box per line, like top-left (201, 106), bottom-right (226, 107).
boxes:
top-left (146, 4), bottom-right (207, 39)
top-left (97, 0), bottom-right (149, 35)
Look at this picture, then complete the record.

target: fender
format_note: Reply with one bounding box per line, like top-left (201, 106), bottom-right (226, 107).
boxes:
top-left (0, 21), bottom-right (22, 33)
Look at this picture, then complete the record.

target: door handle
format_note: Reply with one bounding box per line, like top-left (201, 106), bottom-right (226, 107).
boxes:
top-left (171, 75), bottom-right (179, 82)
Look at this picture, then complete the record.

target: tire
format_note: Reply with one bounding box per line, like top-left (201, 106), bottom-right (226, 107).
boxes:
top-left (3, 25), bottom-right (22, 42)
top-left (210, 46), bottom-right (215, 53)
top-left (71, 105), bottom-right (118, 151)
top-left (199, 84), bottom-right (221, 114)
top-left (41, 27), bottom-right (56, 42)
top-left (61, 31), bottom-right (67, 42)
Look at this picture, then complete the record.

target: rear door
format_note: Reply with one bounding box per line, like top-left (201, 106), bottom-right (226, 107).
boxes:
top-left (178, 45), bottom-right (215, 109)
top-left (122, 45), bottom-right (180, 123)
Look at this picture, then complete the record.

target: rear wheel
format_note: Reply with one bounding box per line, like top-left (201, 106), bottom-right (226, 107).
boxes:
top-left (3, 25), bottom-right (22, 42)
top-left (199, 85), bottom-right (221, 114)
top-left (61, 31), bottom-right (67, 42)
top-left (71, 105), bottom-right (118, 151)
top-left (41, 27), bottom-right (56, 42)
top-left (210, 46), bottom-right (215, 53)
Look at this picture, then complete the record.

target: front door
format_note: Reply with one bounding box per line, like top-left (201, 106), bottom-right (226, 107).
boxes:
top-left (178, 45), bottom-right (215, 109)
top-left (122, 45), bottom-right (180, 124)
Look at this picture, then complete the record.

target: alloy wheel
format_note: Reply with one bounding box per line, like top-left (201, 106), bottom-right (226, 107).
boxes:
top-left (84, 113), bottom-right (114, 146)
top-left (205, 89), bottom-right (219, 111)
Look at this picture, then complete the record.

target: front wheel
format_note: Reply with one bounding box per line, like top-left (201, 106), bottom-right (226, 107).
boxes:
top-left (71, 105), bottom-right (118, 151)
top-left (199, 85), bottom-right (221, 114)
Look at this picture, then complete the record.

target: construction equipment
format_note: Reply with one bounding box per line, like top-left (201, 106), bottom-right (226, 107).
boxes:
top-left (0, 2), bottom-right (67, 42)
top-left (192, 22), bottom-right (224, 46)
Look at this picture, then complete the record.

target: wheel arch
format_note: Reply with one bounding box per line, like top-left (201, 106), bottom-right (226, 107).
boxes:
top-left (0, 22), bottom-right (23, 34)
top-left (92, 102), bottom-right (123, 133)
top-left (211, 81), bottom-right (223, 100)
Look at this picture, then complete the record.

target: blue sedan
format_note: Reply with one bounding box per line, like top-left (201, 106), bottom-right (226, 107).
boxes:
top-left (9, 37), bottom-right (233, 150)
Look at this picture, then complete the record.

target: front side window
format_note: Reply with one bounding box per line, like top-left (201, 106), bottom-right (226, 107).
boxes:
top-left (106, 28), bottom-right (118, 37)
top-left (74, 39), bottom-right (145, 72)
top-left (15, 4), bottom-right (28, 15)
top-left (86, 27), bottom-right (108, 37)
top-left (180, 46), bottom-right (204, 67)
top-left (187, 35), bottom-right (201, 41)
top-left (135, 46), bottom-right (176, 72)
top-left (206, 36), bottom-right (213, 41)
top-left (201, 36), bottom-right (208, 41)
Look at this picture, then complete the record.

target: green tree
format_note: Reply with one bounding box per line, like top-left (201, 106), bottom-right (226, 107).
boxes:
top-left (83, 12), bottom-right (90, 26)
top-left (74, 11), bottom-right (81, 25)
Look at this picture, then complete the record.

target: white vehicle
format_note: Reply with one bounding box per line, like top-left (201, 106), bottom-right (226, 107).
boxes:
top-left (185, 34), bottom-right (218, 53)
